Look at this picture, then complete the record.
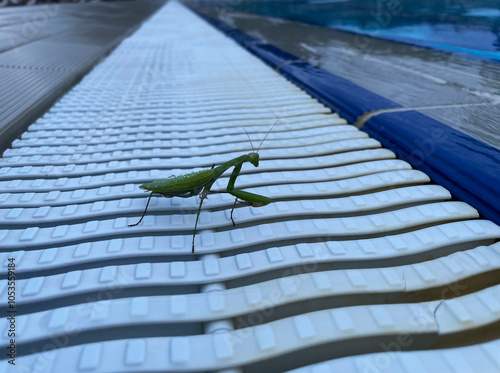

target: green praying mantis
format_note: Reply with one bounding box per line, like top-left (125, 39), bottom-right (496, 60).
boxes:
top-left (129, 122), bottom-right (277, 253)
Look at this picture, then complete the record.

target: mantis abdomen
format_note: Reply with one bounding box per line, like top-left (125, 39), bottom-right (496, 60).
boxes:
top-left (140, 169), bottom-right (214, 194)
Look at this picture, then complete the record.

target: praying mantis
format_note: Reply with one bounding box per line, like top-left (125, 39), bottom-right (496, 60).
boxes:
top-left (128, 122), bottom-right (277, 253)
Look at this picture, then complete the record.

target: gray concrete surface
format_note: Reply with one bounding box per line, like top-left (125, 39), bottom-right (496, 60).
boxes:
top-left (0, 0), bottom-right (166, 155)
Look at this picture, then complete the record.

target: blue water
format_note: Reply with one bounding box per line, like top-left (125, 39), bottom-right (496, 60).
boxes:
top-left (225, 0), bottom-right (500, 62)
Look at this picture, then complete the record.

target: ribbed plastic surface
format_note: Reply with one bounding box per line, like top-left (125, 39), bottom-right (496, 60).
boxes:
top-left (0, 1), bottom-right (166, 155)
top-left (0, 1), bottom-right (499, 372)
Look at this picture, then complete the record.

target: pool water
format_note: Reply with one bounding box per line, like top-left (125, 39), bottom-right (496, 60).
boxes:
top-left (225, 0), bottom-right (500, 62)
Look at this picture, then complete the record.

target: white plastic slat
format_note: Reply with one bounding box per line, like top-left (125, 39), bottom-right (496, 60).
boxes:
top-left (1, 1), bottom-right (499, 372)
top-left (11, 302), bottom-right (439, 372)
top-left (0, 149), bottom-right (394, 195)
top-left (0, 184), bottom-right (448, 227)
top-left (2, 221), bottom-right (498, 277)
top-left (1, 239), bottom-right (499, 313)
top-left (287, 335), bottom-right (500, 373)
top-left (0, 138), bottom-right (383, 180)
top-left (0, 202), bottom-right (480, 250)
top-left (7, 123), bottom-right (351, 155)
top-left (3, 126), bottom-right (367, 166)
top-left (3, 243), bottom-right (499, 351)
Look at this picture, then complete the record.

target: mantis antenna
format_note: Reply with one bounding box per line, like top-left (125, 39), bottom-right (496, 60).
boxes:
top-left (257, 119), bottom-right (279, 152)
top-left (243, 129), bottom-right (255, 152)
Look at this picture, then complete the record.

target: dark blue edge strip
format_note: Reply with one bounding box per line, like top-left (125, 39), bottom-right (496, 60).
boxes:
top-left (191, 7), bottom-right (500, 227)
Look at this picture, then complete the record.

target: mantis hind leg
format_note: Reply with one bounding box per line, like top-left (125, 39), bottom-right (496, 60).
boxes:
top-left (230, 198), bottom-right (238, 227)
top-left (129, 192), bottom-right (154, 227)
top-left (192, 193), bottom-right (208, 253)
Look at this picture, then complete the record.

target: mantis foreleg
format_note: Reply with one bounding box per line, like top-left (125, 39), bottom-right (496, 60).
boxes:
top-left (226, 163), bottom-right (271, 227)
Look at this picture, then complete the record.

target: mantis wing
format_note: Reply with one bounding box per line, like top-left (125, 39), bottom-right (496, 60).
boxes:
top-left (140, 169), bottom-right (214, 195)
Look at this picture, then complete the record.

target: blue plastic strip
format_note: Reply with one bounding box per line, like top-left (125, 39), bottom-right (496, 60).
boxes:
top-left (195, 9), bottom-right (500, 226)
top-left (364, 111), bottom-right (500, 225)
top-left (276, 61), bottom-right (399, 124)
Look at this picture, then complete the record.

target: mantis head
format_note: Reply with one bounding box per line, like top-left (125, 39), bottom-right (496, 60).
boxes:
top-left (248, 152), bottom-right (260, 167)
top-left (244, 119), bottom-right (279, 168)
